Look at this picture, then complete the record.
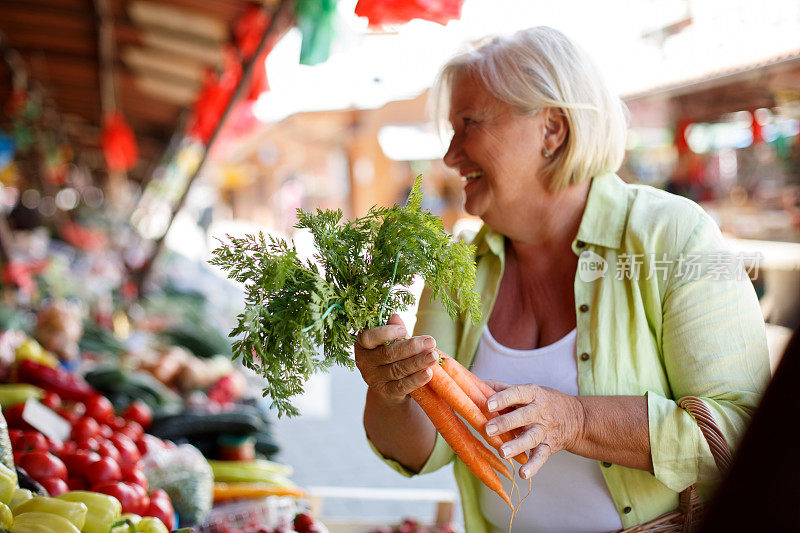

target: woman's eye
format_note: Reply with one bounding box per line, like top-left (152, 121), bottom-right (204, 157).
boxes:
top-left (463, 118), bottom-right (476, 127)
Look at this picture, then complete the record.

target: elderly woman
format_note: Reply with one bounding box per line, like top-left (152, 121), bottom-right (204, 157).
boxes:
top-left (355, 27), bottom-right (769, 532)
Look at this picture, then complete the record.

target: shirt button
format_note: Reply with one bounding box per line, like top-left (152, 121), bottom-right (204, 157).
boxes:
top-left (580, 352), bottom-right (590, 362)
top-left (576, 240), bottom-right (586, 248)
top-left (602, 462), bottom-right (612, 468)
top-left (623, 506), bottom-right (632, 514)
top-left (579, 304), bottom-right (589, 313)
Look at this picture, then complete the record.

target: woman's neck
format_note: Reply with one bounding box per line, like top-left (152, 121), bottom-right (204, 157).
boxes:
top-left (499, 179), bottom-right (590, 262)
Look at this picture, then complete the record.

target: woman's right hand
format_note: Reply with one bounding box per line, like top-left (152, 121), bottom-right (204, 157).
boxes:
top-left (355, 313), bottom-right (438, 404)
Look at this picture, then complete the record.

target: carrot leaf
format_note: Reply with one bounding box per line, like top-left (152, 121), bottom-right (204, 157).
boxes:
top-left (210, 176), bottom-right (481, 416)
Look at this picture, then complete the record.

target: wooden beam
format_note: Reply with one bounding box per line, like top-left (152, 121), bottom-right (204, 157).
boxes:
top-left (121, 46), bottom-right (206, 85)
top-left (132, 74), bottom-right (198, 106)
top-left (127, 1), bottom-right (229, 43)
top-left (139, 30), bottom-right (224, 67)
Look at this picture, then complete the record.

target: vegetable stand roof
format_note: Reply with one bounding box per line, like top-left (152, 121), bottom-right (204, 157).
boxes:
top-left (0, 0), bottom-right (282, 181)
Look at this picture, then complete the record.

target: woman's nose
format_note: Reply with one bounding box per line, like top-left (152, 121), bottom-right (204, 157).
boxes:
top-left (443, 133), bottom-right (461, 169)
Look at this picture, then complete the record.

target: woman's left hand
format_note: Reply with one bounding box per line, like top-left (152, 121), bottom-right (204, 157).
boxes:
top-left (484, 380), bottom-right (586, 479)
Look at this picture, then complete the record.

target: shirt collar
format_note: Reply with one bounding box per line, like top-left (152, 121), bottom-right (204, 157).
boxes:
top-left (574, 173), bottom-right (628, 250)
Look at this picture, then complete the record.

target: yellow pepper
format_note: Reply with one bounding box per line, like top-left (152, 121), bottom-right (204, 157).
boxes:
top-left (136, 517), bottom-right (169, 533)
top-left (0, 463), bottom-right (17, 505)
top-left (0, 503), bottom-right (12, 529)
top-left (14, 340), bottom-right (58, 368)
top-left (0, 385), bottom-right (43, 409)
top-left (10, 512), bottom-right (82, 533)
top-left (12, 497), bottom-right (87, 530)
top-left (7, 490), bottom-right (33, 511)
top-left (57, 491), bottom-right (121, 533)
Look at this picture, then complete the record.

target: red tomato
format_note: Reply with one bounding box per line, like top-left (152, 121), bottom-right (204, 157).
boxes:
top-left (95, 439), bottom-right (121, 462)
top-left (92, 482), bottom-right (137, 514)
top-left (41, 391), bottom-right (62, 410)
top-left (111, 416), bottom-right (126, 430)
top-left (67, 476), bottom-right (88, 491)
top-left (124, 482), bottom-right (149, 515)
top-left (74, 436), bottom-right (100, 452)
top-left (120, 463), bottom-right (148, 491)
top-left (118, 420), bottom-right (144, 442)
top-left (71, 417), bottom-right (100, 441)
top-left (60, 440), bottom-right (78, 455)
top-left (98, 424), bottom-right (113, 438)
top-left (122, 401), bottom-right (153, 429)
top-left (86, 456), bottom-right (122, 486)
top-left (145, 489), bottom-right (175, 530)
top-left (7, 428), bottom-right (23, 443)
top-left (135, 434), bottom-right (166, 457)
top-left (109, 434), bottom-right (141, 465)
top-left (61, 450), bottom-right (101, 476)
top-left (84, 395), bottom-right (115, 424)
top-left (14, 431), bottom-right (48, 452)
top-left (45, 437), bottom-right (63, 455)
top-left (18, 451), bottom-right (68, 482)
top-left (55, 407), bottom-right (80, 425)
top-left (4, 404), bottom-right (32, 430)
top-left (40, 477), bottom-right (69, 496)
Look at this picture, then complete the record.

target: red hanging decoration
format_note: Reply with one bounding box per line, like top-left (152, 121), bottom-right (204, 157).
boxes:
top-left (355, 0), bottom-right (464, 27)
top-left (235, 5), bottom-right (271, 60)
top-left (100, 112), bottom-right (139, 172)
top-left (187, 47), bottom-right (243, 144)
top-left (750, 110), bottom-right (764, 145)
top-left (674, 119), bottom-right (691, 154)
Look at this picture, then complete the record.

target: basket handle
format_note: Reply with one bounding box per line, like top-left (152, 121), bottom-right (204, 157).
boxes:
top-left (677, 396), bottom-right (733, 474)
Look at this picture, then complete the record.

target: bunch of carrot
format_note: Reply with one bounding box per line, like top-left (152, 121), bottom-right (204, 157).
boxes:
top-left (410, 350), bottom-right (529, 509)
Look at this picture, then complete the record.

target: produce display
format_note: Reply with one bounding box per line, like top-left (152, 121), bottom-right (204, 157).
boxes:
top-left (0, 219), bottom-right (327, 532)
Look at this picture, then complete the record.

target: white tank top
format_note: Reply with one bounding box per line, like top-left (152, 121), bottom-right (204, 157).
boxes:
top-left (470, 325), bottom-right (622, 533)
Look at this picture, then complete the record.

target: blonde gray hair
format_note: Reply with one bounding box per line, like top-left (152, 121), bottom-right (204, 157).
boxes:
top-left (432, 26), bottom-right (628, 191)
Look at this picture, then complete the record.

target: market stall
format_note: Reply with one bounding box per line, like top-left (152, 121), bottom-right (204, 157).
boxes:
top-left (0, 0), bottom-right (473, 531)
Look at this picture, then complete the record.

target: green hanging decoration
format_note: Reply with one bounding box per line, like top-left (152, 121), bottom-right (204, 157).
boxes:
top-left (295, 0), bottom-right (339, 66)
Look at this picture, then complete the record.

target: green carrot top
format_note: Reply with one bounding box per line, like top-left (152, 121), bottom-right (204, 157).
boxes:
top-left (209, 176), bottom-right (481, 416)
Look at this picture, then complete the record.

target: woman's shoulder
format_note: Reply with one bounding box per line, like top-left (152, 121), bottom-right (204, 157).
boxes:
top-left (621, 180), bottom-right (722, 254)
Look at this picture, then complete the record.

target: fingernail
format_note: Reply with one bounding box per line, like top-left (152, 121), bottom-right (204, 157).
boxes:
top-left (425, 368), bottom-right (433, 378)
top-left (500, 446), bottom-right (509, 458)
top-left (520, 468), bottom-right (530, 479)
top-left (487, 400), bottom-right (497, 411)
top-left (486, 424), bottom-right (497, 436)
top-left (423, 337), bottom-right (435, 349)
top-left (426, 352), bottom-right (438, 363)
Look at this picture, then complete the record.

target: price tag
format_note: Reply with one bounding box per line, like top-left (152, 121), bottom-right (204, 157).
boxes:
top-left (22, 399), bottom-right (71, 443)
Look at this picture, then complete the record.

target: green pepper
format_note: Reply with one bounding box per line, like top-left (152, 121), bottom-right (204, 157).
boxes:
top-left (0, 463), bottom-right (17, 505)
top-left (0, 503), bottom-right (12, 529)
top-left (12, 497), bottom-right (87, 530)
top-left (58, 491), bottom-right (121, 533)
top-left (7, 490), bottom-right (32, 511)
top-left (10, 512), bottom-right (82, 533)
top-left (136, 517), bottom-right (168, 533)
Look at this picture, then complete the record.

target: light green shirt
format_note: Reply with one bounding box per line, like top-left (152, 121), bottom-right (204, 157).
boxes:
top-left (370, 173), bottom-right (769, 531)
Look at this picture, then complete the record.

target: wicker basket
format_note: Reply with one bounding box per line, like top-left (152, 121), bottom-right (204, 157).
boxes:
top-left (616, 396), bottom-right (733, 533)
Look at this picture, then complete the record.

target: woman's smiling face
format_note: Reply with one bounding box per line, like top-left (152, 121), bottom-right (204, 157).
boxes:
top-left (443, 71), bottom-right (550, 228)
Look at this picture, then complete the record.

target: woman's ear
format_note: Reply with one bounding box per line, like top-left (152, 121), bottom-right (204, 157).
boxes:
top-left (543, 108), bottom-right (568, 153)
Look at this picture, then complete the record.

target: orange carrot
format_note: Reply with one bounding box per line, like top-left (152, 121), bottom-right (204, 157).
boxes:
top-left (410, 385), bottom-right (512, 509)
top-left (439, 353), bottom-right (528, 464)
top-left (428, 363), bottom-right (505, 450)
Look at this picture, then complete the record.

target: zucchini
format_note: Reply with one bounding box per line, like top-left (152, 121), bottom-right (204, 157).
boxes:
top-left (149, 411), bottom-right (264, 440)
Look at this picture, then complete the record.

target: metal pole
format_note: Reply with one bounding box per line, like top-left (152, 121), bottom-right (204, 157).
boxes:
top-left (134, 0), bottom-right (296, 294)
